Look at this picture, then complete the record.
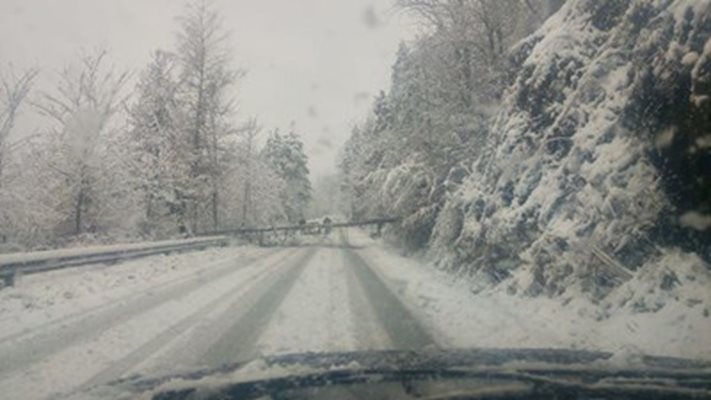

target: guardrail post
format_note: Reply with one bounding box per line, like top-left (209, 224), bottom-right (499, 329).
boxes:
top-left (3, 267), bottom-right (16, 287)
top-left (376, 222), bottom-right (384, 237)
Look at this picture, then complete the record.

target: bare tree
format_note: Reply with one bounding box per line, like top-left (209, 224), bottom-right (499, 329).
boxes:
top-left (397, 0), bottom-right (545, 105)
top-left (35, 50), bottom-right (129, 235)
top-left (0, 67), bottom-right (38, 244)
top-left (0, 67), bottom-right (38, 186)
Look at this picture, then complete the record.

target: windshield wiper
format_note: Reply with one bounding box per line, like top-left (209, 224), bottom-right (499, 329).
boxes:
top-left (152, 366), bottom-right (711, 400)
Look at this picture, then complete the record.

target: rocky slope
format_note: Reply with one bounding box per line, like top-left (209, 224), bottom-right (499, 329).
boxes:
top-left (430, 0), bottom-right (711, 307)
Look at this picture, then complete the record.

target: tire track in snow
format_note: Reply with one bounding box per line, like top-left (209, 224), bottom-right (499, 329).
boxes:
top-left (255, 248), bottom-right (367, 356)
top-left (342, 251), bottom-right (392, 351)
top-left (0, 247), bottom-right (279, 380)
top-left (342, 247), bottom-right (438, 350)
top-left (0, 247), bottom-right (265, 345)
top-left (79, 248), bottom-right (303, 389)
top-left (200, 247), bottom-right (318, 366)
top-left (0, 248), bottom-right (298, 400)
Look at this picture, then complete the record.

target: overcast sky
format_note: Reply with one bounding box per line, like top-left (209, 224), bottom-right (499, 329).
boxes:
top-left (0, 0), bottom-right (414, 177)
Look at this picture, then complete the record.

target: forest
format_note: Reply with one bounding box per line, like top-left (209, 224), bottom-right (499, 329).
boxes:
top-left (0, 1), bottom-right (312, 251)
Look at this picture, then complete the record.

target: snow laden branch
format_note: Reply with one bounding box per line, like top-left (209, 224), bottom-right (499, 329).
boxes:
top-left (0, 67), bottom-right (39, 245)
top-left (33, 50), bottom-right (130, 236)
top-left (0, 67), bottom-right (38, 184)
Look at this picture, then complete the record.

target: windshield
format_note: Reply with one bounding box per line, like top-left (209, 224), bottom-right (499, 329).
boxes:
top-left (1, 1), bottom-right (710, 399)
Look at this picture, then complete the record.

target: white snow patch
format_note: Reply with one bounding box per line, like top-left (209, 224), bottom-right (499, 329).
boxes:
top-left (0, 244), bottom-right (262, 340)
top-left (691, 94), bottom-right (710, 107)
top-left (682, 51), bottom-right (700, 66)
top-left (655, 126), bottom-right (676, 149)
top-left (256, 248), bottom-right (362, 355)
top-left (696, 135), bottom-right (711, 149)
top-left (680, 211), bottom-right (711, 231)
top-left (349, 230), bottom-right (711, 360)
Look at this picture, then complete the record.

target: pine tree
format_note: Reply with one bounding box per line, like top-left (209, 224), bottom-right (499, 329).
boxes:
top-left (175, 0), bottom-right (242, 232)
top-left (262, 129), bottom-right (312, 223)
top-left (128, 50), bottom-right (191, 236)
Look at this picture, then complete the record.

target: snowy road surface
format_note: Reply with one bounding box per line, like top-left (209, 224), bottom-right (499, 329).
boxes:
top-left (1, 230), bottom-right (710, 399)
top-left (0, 233), bottom-right (436, 400)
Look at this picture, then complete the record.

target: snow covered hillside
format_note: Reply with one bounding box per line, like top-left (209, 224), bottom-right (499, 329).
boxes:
top-left (427, 0), bottom-right (711, 305)
top-left (341, 0), bottom-right (711, 321)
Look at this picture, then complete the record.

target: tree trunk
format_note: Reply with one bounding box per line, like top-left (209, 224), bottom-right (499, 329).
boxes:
top-left (175, 189), bottom-right (188, 236)
top-left (241, 179), bottom-right (251, 226)
top-left (145, 191), bottom-right (155, 235)
top-left (75, 187), bottom-right (85, 235)
top-left (0, 153), bottom-right (4, 191)
top-left (190, 201), bottom-right (198, 235)
top-left (211, 188), bottom-right (219, 230)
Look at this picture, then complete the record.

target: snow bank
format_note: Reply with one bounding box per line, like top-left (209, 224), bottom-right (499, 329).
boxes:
top-left (351, 230), bottom-right (711, 360)
top-left (0, 236), bottom-right (228, 265)
top-left (0, 244), bottom-right (262, 340)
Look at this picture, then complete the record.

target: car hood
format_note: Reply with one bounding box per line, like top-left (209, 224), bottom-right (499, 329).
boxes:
top-left (74, 348), bottom-right (711, 400)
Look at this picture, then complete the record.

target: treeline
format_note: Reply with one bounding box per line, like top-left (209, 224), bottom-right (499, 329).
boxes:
top-left (0, 1), bottom-right (311, 251)
top-left (340, 0), bottom-right (559, 250)
top-left (341, 0), bottom-right (711, 299)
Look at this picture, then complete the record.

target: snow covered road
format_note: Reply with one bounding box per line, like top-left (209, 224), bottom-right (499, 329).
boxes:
top-left (2, 230), bottom-right (710, 400)
top-left (0, 235), bottom-right (444, 399)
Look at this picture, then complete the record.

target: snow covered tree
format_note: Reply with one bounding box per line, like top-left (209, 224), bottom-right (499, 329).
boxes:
top-left (217, 120), bottom-right (288, 228)
top-left (340, 0), bottom-right (554, 251)
top-left (175, 0), bottom-right (243, 233)
top-left (34, 50), bottom-right (129, 236)
top-left (237, 118), bottom-right (259, 226)
top-left (0, 67), bottom-right (39, 246)
top-left (308, 174), bottom-right (343, 219)
top-left (127, 50), bottom-right (192, 237)
top-left (0, 138), bottom-right (68, 249)
top-left (262, 129), bottom-right (312, 223)
top-left (1, 1), bottom-right (252, 246)
top-left (247, 160), bottom-right (287, 225)
top-left (396, 0), bottom-right (548, 105)
top-left (0, 67), bottom-right (37, 185)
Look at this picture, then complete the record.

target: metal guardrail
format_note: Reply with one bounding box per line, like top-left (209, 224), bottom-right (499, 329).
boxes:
top-left (0, 237), bottom-right (230, 288)
top-left (0, 218), bottom-right (401, 288)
